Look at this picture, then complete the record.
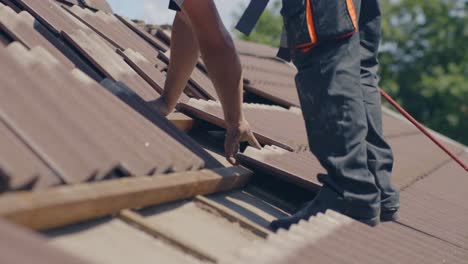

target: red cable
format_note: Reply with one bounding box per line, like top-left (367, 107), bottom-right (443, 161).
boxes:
top-left (380, 88), bottom-right (468, 172)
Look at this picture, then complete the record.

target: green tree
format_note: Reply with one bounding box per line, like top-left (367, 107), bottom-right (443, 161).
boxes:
top-left (234, 1), bottom-right (283, 47)
top-left (234, 0), bottom-right (468, 145)
top-left (379, 0), bottom-right (468, 145)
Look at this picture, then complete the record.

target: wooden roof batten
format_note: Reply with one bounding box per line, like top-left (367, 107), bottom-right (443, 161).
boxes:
top-left (0, 166), bottom-right (252, 231)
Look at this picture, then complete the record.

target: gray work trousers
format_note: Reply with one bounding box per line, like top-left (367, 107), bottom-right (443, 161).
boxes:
top-left (283, 0), bottom-right (399, 218)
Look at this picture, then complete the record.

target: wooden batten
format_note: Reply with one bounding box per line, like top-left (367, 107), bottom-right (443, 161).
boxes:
top-left (167, 112), bottom-right (194, 131)
top-left (0, 166), bottom-right (252, 230)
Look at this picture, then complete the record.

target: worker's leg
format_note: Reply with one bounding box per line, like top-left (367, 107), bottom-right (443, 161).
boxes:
top-left (272, 0), bottom-right (380, 229)
top-left (359, 0), bottom-right (399, 218)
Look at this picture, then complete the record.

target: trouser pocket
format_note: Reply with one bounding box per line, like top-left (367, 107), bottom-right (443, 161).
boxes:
top-left (282, 0), bottom-right (358, 51)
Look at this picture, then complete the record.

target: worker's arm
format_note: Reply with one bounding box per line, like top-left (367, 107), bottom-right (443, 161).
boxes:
top-left (151, 12), bottom-right (199, 116)
top-left (153, 0), bottom-right (260, 163)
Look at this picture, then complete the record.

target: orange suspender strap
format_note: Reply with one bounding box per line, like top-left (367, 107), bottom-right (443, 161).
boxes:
top-left (346, 0), bottom-right (359, 30)
top-left (306, 0), bottom-right (318, 44)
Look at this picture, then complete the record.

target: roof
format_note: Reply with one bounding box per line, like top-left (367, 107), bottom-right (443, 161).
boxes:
top-left (0, 0), bottom-right (467, 263)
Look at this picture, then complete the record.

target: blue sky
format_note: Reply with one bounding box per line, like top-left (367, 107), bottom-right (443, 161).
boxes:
top-left (107, 0), bottom-right (249, 30)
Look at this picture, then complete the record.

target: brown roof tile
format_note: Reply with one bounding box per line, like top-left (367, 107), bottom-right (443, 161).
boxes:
top-left (241, 55), bottom-right (299, 107)
top-left (138, 200), bottom-right (261, 261)
top-left (64, 29), bottom-right (161, 101)
top-left (0, 219), bottom-right (88, 264)
top-left (0, 120), bottom-right (60, 191)
top-left (67, 5), bottom-right (160, 65)
top-left (14, 0), bottom-right (89, 35)
top-left (0, 5), bottom-right (75, 69)
top-left (0, 43), bottom-right (207, 188)
top-left (179, 100), bottom-right (309, 151)
top-left (0, 44), bottom-right (115, 183)
top-left (0, 3), bottom-right (101, 81)
top-left (227, 210), bottom-right (468, 264)
top-left (206, 190), bottom-right (289, 229)
top-left (240, 55), bottom-right (296, 78)
top-left (155, 28), bottom-right (171, 46)
top-left (46, 217), bottom-right (202, 264)
top-left (389, 133), bottom-right (464, 189)
top-left (382, 111), bottom-right (420, 138)
top-left (80, 0), bottom-right (113, 13)
top-left (235, 39), bottom-right (278, 59)
top-left (116, 15), bottom-right (169, 52)
top-left (0, 0), bottom-right (22, 12)
top-left (99, 79), bottom-right (222, 170)
top-left (159, 50), bottom-right (218, 100)
top-left (398, 186), bottom-right (468, 250)
top-left (238, 146), bottom-right (325, 191)
top-left (408, 153), bottom-right (468, 210)
top-left (118, 48), bottom-right (166, 93)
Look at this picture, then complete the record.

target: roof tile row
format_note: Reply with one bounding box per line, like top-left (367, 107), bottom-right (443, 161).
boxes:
top-left (397, 185), bottom-right (468, 249)
top-left (67, 5), bottom-right (160, 65)
top-left (15, 0), bottom-right (90, 35)
top-left (179, 99), bottom-right (309, 151)
top-left (64, 29), bottom-right (161, 101)
top-left (238, 146), bottom-right (325, 191)
top-left (0, 5), bottom-right (75, 69)
top-left (226, 210), bottom-right (468, 264)
top-left (0, 43), bottom-right (207, 191)
top-left (408, 153), bottom-right (468, 210)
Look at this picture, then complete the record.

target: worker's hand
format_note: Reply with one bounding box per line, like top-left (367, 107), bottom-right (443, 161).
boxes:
top-left (150, 97), bottom-right (173, 117)
top-left (225, 120), bottom-right (261, 165)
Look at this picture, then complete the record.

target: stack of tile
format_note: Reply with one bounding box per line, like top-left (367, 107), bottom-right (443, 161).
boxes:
top-left (0, 2), bottom-right (101, 80)
top-left (179, 99), bottom-right (309, 151)
top-left (12, 0), bottom-right (199, 104)
top-left (67, 5), bottom-right (160, 65)
top-left (0, 43), bottom-right (207, 191)
top-left (14, 0), bottom-right (91, 35)
top-left (226, 210), bottom-right (468, 264)
top-left (0, 4), bottom-right (74, 69)
top-left (237, 146), bottom-right (325, 191)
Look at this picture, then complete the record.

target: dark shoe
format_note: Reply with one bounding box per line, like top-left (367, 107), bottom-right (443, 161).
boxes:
top-left (381, 207), bottom-right (399, 221)
top-left (270, 186), bottom-right (380, 230)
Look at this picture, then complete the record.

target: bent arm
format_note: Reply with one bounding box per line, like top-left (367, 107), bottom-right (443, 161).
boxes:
top-left (181, 0), bottom-right (245, 127)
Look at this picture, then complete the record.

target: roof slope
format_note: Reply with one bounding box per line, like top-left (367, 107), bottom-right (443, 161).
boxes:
top-left (0, 0), bottom-right (466, 263)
